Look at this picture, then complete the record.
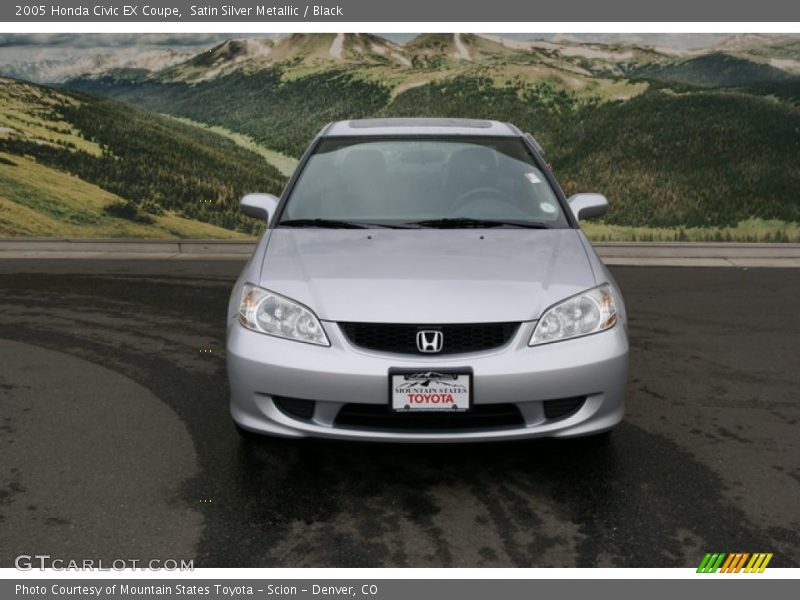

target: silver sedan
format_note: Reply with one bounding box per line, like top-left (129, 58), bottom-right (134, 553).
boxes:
top-left (226, 118), bottom-right (628, 442)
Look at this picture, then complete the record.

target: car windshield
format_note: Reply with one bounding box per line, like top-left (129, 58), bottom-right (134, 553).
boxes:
top-left (280, 137), bottom-right (570, 228)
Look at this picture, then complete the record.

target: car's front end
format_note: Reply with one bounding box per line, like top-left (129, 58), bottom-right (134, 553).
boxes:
top-left (228, 312), bottom-right (627, 443)
top-left (226, 118), bottom-right (629, 442)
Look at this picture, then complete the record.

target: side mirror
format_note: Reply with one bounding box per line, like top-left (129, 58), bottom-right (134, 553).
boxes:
top-left (240, 193), bottom-right (279, 224)
top-left (568, 193), bottom-right (608, 222)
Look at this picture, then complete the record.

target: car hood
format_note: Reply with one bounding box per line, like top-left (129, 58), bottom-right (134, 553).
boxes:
top-left (258, 229), bottom-right (597, 323)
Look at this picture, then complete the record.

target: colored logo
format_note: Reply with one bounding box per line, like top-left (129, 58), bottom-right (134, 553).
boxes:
top-left (697, 553), bottom-right (773, 573)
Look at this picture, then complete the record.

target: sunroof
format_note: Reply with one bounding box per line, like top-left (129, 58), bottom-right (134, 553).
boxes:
top-left (348, 118), bottom-right (493, 129)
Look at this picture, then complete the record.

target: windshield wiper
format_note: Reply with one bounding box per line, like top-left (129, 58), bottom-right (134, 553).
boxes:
top-left (278, 218), bottom-right (368, 229)
top-left (407, 218), bottom-right (551, 229)
top-left (279, 218), bottom-right (421, 230)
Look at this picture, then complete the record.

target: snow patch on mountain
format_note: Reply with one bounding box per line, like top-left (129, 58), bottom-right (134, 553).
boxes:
top-left (769, 57), bottom-right (800, 74)
top-left (453, 34), bottom-right (470, 60)
top-left (0, 48), bottom-right (192, 83)
top-left (477, 34), bottom-right (559, 51)
top-left (329, 33), bottom-right (344, 59)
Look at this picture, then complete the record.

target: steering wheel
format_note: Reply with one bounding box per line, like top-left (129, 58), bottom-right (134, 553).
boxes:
top-left (451, 187), bottom-right (515, 213)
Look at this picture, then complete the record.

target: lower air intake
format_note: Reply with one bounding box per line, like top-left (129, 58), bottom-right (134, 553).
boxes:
top-left (273, 396), bottom-right (315, 420)
top-left (543, 397), bottom-right (586, 420)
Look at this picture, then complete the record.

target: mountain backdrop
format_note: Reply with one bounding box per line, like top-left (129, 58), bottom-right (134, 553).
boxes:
top-left (2, 33), bottom-right (799, 239)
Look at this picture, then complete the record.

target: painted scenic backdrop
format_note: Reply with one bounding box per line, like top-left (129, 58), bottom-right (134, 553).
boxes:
top-left (1, 33), bottom-right (799, 240)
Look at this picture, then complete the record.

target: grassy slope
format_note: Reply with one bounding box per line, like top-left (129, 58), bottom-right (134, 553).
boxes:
top-left (163, 114), bottom-right (299, 177)
top-left (0, 152), bottom-right (246, 238)
top-left (5, 148), bottom-right (792, 241)
top-left (0, 81), bottom-right (102, 156)
top-left (0, 77), bottom-right (286, 237)
top-left (582, 218), bottom-right (799, 243)
top-left (16, 39), bottom-right (791, 239)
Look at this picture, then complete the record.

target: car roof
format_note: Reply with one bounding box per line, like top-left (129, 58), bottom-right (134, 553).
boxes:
top-left (323, 118), bottom-right (521, 137)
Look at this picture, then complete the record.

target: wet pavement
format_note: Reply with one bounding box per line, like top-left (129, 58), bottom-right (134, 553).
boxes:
top-left (0, 260), bottom-right (798, 567)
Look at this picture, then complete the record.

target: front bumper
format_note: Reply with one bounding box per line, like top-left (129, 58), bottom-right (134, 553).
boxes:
top-left (226, 319), bottom-right (628, 442)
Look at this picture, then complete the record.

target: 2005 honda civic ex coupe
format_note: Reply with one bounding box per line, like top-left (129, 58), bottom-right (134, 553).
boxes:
top-left (226, 118), bottom-right (628, 442)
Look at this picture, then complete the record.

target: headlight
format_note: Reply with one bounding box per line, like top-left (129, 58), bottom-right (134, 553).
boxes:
top-left (529, 283), bottom-right (618, 346)
top-left (239, 283), bottom-right (329, 346)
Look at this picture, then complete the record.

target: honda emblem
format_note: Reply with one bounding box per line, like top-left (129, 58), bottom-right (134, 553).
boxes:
top-left (416, 330), bottom-right (443, 353)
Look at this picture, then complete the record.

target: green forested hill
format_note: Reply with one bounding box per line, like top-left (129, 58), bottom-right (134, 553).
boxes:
top-left (75, 69), bottom-right (391, 157)
top-left (386, 77), bottom-right (800, 227)
top-left (0, 78), bottom-right (286, 236)
top-left (69, 69), bottom-right (800, 228)
top-left (632, 53), bottom-right (796, 88)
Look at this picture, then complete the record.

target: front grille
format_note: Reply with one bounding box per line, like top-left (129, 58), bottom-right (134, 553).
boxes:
top-left (334, 403), bottom-right (524, 431)
top-left (543, 397), bottom-right (586, 420)
top-left (273, 396), bottom-right (315, 420)
top-left (339, 322), bottom-right (519, 355)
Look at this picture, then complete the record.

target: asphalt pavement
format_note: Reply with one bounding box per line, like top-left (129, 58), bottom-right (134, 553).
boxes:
top-left (0, 259), bottom-right (798, 568)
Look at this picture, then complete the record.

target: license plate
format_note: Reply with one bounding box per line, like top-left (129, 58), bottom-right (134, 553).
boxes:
top-left (390, 370), bottom-right (471, 412)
